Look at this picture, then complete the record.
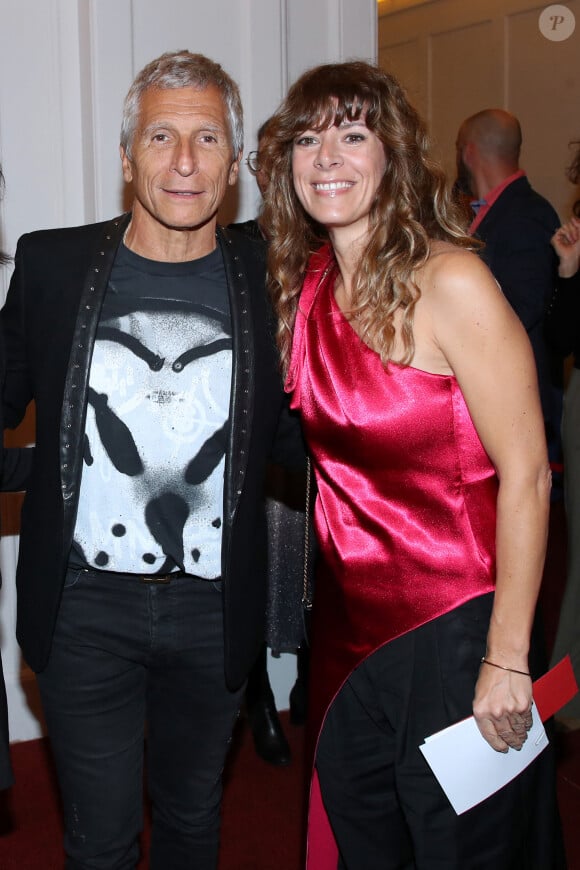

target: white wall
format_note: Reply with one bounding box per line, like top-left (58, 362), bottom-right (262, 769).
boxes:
top-left (0, 0), bottom-right (377, 743)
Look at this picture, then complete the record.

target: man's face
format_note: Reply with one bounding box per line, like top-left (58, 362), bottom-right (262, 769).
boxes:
top-left (121, 85), bottom-right (240, 245)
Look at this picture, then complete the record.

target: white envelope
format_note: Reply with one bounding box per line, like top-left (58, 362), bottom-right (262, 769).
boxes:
top-left (419, 700), bottom-right (547, 814)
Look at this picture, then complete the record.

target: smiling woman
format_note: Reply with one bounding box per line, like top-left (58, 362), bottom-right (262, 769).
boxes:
top-left (261, 60), bottom-right (561, 870)
top-left (291, 120), bottom-right (387, 249)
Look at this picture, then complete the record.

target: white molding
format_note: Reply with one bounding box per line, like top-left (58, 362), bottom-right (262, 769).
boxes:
top-left (89, 0), bottom-right (134, 218)
top-left (340, 0), bottom-right (378, 62)
top-left (279, 0), bottom-right (289, 97)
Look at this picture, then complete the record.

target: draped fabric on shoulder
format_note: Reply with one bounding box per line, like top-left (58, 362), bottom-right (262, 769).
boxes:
top-left (286, 244), bottom-right (498, 868)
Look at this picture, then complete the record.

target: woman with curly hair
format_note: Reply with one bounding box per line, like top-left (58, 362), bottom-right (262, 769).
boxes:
top-left (262, 62), bottom-right (560, 868)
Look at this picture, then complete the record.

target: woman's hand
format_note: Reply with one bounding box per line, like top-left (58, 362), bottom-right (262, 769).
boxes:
top-left (473, 661), bottom-right (533, 752)
top-left (551, 217), bottom-right (580, 278)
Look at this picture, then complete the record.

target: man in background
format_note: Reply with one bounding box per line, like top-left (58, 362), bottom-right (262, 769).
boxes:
top-left (455, 109), bottom-right (561, 474)
top-left (234, 123), bottom-right (310, 767)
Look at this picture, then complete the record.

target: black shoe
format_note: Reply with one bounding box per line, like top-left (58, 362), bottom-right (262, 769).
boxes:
top-left (289, 678), bottom-right (308, 726)
top-left (247, 696), bottom-right (291, 766)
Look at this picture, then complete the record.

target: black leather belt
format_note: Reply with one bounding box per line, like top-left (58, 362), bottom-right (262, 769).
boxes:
top-left (139, 571), bottom-right (191, 584)
top-left (70, 566), bottom-right (215, 584)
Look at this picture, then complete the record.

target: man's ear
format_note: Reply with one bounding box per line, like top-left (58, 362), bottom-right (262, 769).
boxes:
top-left (462, 141), bottom-right (477, 170)
top-left (120, 145), bottom-right (133, 184)
top-left (228, 151), bottom-right (242, 186)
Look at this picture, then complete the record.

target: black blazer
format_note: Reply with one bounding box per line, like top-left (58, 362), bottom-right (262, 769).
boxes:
top-left (1, 215), bottom-right (303, 690)
top-left (475, 176), bottom-right (559, 415)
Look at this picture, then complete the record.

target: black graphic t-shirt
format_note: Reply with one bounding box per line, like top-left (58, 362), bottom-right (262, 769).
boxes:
top-left (71, 242), bottom-right (232, 578)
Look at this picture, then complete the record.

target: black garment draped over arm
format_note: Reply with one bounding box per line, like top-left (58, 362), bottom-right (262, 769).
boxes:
top-left (545, 270), bottom-right (580, 363)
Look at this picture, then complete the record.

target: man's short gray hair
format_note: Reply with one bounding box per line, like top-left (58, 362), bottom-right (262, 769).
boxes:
top-left (120, 50), bottom-right (243, 159)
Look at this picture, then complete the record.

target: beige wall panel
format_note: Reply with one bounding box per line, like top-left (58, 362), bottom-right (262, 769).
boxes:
top-left (507, 3), bottom-right (580, 219)
top-left (379, 39), bottom-right (428, 118)
top-left (430, 20), bottom-right (503, 180)
top-left (378, 0), bottom-right (580, 214)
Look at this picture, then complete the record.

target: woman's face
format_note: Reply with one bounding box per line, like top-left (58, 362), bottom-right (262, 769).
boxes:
top-left (291, 115), bottom-right (387, 244)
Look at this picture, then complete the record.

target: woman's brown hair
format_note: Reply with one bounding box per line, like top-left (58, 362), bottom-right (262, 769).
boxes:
top-left (261, 61), bottom-right (476, 375)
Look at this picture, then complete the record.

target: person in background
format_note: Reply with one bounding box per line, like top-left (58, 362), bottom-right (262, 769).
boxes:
top-left (232, 122), bottom-right (310, 766)
top-left (0, 167), bottom-right (31, 792)
top-left (455, 109), bottom-right (562, 488)
top-left (262, 61), bottom-right (563, 868)
top-left (545, 140), bottom-right (580, 730)
top-left (0, 52), bottom-right (303, 868)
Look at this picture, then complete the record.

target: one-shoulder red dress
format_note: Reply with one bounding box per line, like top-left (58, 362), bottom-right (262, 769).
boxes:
top-left (285, 244), bottom-right (498, 868)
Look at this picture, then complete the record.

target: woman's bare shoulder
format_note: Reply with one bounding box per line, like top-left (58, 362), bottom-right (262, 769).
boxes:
top-left (417, 242), bottom-right (502, 311)
top-left (423, 241), bottom-right (486, 277)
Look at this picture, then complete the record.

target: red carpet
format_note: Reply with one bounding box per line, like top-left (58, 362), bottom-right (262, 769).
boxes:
top-left (0, 715), bottom-right (308, 869)
top-left (0, 501), bottom-right (578, 869)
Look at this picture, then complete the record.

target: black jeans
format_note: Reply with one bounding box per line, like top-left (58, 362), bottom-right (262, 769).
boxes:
top-left (36, 567), bottom-right (244, 870)
top-left (316, 594), bottom-right (562, 870)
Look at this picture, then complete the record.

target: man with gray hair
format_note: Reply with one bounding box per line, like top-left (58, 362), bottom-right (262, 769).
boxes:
top-left (1, 50), bottom-right (303, 868)
top-left (455, 108), bottom-right (561, 475)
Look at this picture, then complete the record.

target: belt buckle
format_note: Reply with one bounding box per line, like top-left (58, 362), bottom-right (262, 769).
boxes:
top-left (140, 574), bottom-right (171, 585)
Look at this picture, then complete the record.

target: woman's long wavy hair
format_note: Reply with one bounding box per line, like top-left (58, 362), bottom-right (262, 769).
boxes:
top-left (567, 140), bottom-right (580, 218)
top-left (261, 62), bottom-right (476, 376)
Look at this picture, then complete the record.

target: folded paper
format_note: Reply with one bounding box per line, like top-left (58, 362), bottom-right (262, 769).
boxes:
top-left (419, 656), bottom-right (578, 815)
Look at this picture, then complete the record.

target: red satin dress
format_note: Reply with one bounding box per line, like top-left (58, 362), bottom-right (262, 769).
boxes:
top-left (286, 244), bottom-right (498, 868)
